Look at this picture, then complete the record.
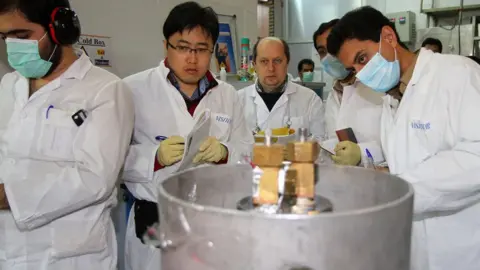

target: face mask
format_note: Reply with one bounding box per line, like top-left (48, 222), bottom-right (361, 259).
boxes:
top-left (320, 54), bottom-right (350, 80)
top-left (355, 39), bottom-right (400, 92)
top-left (302, 71), bottom-right (314, 82)
top-left (6, 33), bottom-right (57, 79)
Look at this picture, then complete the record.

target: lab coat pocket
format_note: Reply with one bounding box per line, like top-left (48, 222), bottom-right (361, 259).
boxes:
top-left (50, 221), bottom-right (108, 261)
top-left (210, 113), bottom-right (232, 141)
top-left (286, 116), bottom-right (305, 130)
top-left (38, 108), bottom-right (77, 160)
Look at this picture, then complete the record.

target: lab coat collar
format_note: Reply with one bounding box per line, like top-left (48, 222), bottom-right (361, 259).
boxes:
top-left (158, 59), bottom-right (219, 92)
top-left (61, 53), bottom-right (93, 80)
top-left (13, 52), bottom-right (92, 81)
top-left (409, 48), bottom-right (433, 86)
top-left (382, 94), bottom-right (400, 109)
top-left (12, 53), bottom-right (92, 102)
top-left (284, 82), bottom-right (298, 95)
top-left (250, 79), bottom-right (297, 97)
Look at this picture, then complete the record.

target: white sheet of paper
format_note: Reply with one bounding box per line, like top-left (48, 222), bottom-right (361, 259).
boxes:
top-left (176, 110), bottom-right (211, 172)
top-left (320, 138), bottom-right (339, 155)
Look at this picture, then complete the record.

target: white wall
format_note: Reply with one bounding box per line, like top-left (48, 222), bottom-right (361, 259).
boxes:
top-left (70, 0), bottom-right (258, 78)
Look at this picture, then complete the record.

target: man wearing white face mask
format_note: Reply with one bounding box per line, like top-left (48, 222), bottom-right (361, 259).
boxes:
top-left (0, 0), bottom-right (134, 269)
top-left (328, 6), bottom-right (480, 270)
top-left (313, 19), bottom-right (384, 166)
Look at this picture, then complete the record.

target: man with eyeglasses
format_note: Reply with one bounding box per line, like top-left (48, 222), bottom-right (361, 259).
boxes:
top-left (237, 37), bottom-right (325, 142)
top-left (121, 2), bottom-right (253, 270)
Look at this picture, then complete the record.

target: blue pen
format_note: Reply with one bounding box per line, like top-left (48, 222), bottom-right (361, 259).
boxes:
top-left (365, 149), bottom-right (376, 169)
top-left (155, 136), bottom-right (167, 141)
top-left (46, 105), bottom-right (54, 119)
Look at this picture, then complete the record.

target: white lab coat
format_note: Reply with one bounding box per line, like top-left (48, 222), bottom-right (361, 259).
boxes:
top-left (122, 60), bottom-right (254, 270)
top-left (0, 62), bottom-right (11, 79)
top-left (324, 81), bottom-right (385, 162)
top-left (237, 82), bottom-right (325, 141)
top-left (381, 48), bottom-right (480, 270)
top-left (0, 54), bottom-right (134, 270)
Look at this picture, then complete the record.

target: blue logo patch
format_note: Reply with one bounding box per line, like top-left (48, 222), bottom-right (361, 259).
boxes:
top-left (216, 115), bottom-right (232, 124)
top-left (411, 121), bottom-right (431, 130)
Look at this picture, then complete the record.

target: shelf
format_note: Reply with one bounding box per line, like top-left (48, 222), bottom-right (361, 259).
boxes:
top-left (422, 4), bottom-right (480, 18)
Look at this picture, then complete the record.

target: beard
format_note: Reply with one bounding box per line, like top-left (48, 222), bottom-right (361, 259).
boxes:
top-left (39, 36), bottom-right (63, 78)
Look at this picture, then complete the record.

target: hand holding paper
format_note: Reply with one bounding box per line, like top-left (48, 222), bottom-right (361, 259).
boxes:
top-left (193, 136), bottom-right (228, 164)
top-left (156, 136), bottom-right (185, 166)
top-left (331, 141), bottom-right (361, 166)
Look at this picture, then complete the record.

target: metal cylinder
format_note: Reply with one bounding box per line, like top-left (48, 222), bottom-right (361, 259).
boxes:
top-left (157, 164), bottom-right (414, 270)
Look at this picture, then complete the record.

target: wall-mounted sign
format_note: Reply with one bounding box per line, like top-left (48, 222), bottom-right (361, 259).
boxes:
top-left (75, 34), bottom-right (112, 68)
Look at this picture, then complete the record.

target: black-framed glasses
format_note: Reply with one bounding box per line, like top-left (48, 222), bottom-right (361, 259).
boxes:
top-left (167, 41), bottom-right (213, 57)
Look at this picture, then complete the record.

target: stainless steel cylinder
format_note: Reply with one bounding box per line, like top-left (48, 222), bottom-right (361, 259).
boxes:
top-left (157, 164), bottom-right (414, 270)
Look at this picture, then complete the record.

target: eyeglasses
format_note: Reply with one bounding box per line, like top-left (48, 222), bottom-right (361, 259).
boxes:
top-left (167, 41), bottom-right (213, 57)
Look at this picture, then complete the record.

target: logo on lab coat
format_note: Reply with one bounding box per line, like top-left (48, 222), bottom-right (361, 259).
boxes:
top-left (216, 115), bottom-right (232, 124)
top-left (411, 121), bottom-right (431, 130)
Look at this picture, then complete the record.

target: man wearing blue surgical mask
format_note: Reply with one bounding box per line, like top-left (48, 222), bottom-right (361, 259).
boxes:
top-left (328, 6), bottom-right (480, 270)
top-left (313, 19), bottom-right (385, 166)
top-left (0, 0), bottom-right (134, 269)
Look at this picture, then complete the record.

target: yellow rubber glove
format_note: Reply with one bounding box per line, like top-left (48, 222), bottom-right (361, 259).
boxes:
top-left (193, 136), bottom-right (228, 164)
top-left (331, 140), bottom-right (361, 166)
top-left (156, 136), bottom-right (185, 166)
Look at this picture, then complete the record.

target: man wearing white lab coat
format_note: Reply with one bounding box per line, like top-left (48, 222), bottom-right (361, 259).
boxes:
top-left (328, 6), bottom-right (480, 270)
top-left (313, 19), bottom-right (384, 165)
top-left (122, 2), bottom-right (253, 270)
top-left (0, 1), bottom-right (134, 269)
top-left (238, 37), bottom-right (325, 141)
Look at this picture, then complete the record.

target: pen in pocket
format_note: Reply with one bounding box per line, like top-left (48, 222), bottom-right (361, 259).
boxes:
top-left (365, 149), bottom-right (376, 169)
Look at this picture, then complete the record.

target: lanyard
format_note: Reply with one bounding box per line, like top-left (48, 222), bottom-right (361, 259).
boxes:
top-left (252, 93), bottom-right (291, 134)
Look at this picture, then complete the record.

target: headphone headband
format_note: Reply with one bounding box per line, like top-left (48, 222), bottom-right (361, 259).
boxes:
top-left (48, 7), bottom-right (81, 45)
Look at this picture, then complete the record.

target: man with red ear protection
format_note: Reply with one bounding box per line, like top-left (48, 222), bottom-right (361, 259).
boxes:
top-left (0, 0), bottom-right (134, 269)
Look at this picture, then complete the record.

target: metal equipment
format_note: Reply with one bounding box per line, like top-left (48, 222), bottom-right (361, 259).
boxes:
top-left (386, 11), bottom-right (417, 44)
top-left (420, 0), bottom-right (480, 56)
top-left (155, 164), bottom-right (414, 270)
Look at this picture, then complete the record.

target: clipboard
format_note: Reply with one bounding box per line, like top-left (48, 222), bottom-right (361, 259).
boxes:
top-left (335, 127), bottom-right (358, 143)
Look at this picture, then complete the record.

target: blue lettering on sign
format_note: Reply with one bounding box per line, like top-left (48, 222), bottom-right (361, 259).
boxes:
top-left (216, 115), bottom-right (232, 124)
top-left (411, 121), bottom-right (431, 130)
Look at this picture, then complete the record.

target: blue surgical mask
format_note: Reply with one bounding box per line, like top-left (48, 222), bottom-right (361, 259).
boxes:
top-left (355, 40), bottom-right (400, 92)
top-left (302, 71), bottom-right (314, 82)
top-left (320, 54), bottom-right (350, 80)
top-left (6, 33), bottom-right (56, 79)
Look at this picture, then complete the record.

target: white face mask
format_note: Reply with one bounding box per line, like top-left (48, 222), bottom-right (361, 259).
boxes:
top-left (355, 37), bottom-right (400, 92)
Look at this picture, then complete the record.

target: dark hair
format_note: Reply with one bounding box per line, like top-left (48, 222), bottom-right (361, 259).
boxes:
top-left (421, 37), bottom-right (443, 53)
top-left (252, 37), bottom-right (291, 63)
top-left (327, 6), bottom-right (406, 56)
top-left (297, 59), bottom-right (315, 72)
top-left (163, 1), bottom-right (219, 44)
top-left (467, 55), bottom-right (480, 65)
top-left (312, 19), bottom-right (339, 48)
top-left (0, 0), bottom-right (71, 29)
